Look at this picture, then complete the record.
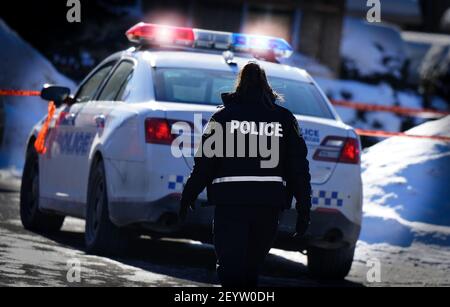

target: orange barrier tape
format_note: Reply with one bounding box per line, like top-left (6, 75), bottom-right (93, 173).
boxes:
top-left (0, 89), bottom-right (41, 96)
top-left (34, 101), bottom-right (56, 154)
top-left (2, 90), bottom-right (448, 118)
top-left (356, 128), bottom-right (450, 142)
top-left (331, 99), bottom-right (450, 119)
top-left (0, 89), bottom-right (55, 155)
top-left (2, 89), bottom-right (449, 143)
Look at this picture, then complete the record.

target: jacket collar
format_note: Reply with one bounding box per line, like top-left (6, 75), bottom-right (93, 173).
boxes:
top-left (220, 92), bottom-right (237, 106)
top-left (221, 92), bottom-right (276, 107)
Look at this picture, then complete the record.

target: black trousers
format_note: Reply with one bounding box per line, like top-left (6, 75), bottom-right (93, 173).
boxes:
top-left (213, 205), bottom-right (280, 287)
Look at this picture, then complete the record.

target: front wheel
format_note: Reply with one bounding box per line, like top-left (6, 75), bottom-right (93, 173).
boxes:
top-left (307, 245), bottom-right (355, 280)
top-left (85, 159), bottom-right (131, 255)
top-left (20, 143), bottom-right (65, 232)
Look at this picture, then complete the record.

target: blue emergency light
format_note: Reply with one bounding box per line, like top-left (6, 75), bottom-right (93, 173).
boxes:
top-left (126, 23), bottom-right (293, 60)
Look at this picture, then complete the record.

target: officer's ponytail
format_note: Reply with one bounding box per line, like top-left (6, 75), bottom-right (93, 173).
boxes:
top-left (234, 62), bottom-right (283, 108)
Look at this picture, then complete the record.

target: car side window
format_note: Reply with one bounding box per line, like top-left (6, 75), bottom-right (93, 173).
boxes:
top-left (75, 62), bottom-right (116, 103)
top-left (97, 61), bottom-right (135, 101)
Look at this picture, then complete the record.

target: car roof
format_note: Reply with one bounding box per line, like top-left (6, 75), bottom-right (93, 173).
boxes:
top-left (128, 49), bottom-right (313, 83)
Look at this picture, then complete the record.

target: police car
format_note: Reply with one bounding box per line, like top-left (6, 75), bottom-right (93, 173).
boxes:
top-left (20, 23), bottom-right (363, 280)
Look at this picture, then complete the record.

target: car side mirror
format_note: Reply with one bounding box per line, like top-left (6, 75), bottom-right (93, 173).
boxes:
top-left (40, 84), bottom-right (71, 107)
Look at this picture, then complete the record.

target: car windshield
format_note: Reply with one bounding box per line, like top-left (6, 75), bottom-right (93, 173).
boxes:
top-left (152, 67), bottom-right (334, 119)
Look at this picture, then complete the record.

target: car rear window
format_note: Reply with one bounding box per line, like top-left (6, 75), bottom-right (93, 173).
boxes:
top-left (153, 68), bottom-right (334, 119)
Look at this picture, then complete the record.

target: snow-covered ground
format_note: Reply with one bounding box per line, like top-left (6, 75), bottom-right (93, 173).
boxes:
top-left (0, 19), bottom-right (75, 170)
top-left (360, 115), bottom-right (450, 247)
top-left (0, 167), bottom-right (21, 191)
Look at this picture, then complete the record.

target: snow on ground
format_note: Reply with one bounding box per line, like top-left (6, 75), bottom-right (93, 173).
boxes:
top-left (0, 18), bottom-right (75, 170)
top-left (360, 116), bottom-right (450, 247)
top-left (0, 167), bottom-right (21, 191)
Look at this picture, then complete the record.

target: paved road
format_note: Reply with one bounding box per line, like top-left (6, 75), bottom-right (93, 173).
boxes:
top-left (1, 185), bottom-right (449, 287)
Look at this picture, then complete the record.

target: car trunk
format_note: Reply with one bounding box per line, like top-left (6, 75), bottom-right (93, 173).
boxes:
top-left (163, 103), bottom-right (349, 185)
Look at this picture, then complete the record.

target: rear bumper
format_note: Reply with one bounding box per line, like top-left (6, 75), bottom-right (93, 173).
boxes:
top-left (109, 194), bottom-right (182, 231)
top-left (275, 209), bottom-right (361, 251)
top-left (109, 194), bottom-right (360, 251)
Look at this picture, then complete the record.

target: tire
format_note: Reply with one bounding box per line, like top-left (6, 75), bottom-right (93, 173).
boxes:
top-left (85, 158), bottom-right (130, 255)
top-left (307, 245), bottom-right (355, 280)
top-left (20, 143), bottom-right (65, 232)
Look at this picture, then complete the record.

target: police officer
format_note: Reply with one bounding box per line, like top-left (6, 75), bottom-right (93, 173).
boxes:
top-left (180, 62), bottom-right (311, 287)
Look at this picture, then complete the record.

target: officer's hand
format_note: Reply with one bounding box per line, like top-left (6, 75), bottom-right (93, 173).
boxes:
top-left (294, 205), bottom-right (311, 238)
top-left (179, 198), bottom-right (195, 221)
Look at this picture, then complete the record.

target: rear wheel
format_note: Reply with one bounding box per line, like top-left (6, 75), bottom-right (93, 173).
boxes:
top-left (85, 158), bottom-right (131, 255)
top-left (20, 143), bottom-right (65, 232)
top-left (307, 245), bottom-right (355, 280)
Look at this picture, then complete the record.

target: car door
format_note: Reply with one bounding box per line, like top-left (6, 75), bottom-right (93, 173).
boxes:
top-left (69, 60), bottom-right (136, 204)
top-left (40, 61), bottom-right (117, 215)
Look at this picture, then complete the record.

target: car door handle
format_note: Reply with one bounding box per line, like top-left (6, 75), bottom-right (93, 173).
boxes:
top-left (94, 115), bottom-right (105, 128)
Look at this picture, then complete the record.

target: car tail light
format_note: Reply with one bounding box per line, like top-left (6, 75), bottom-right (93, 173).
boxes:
top-left (313, 136), bottom-right (360, 164)
top-left (145, 118), bottom-right (173, 145)
top-left (339, 138), bottom-right (360, 164)
top-left (145, 118), bottom-right (198, 146)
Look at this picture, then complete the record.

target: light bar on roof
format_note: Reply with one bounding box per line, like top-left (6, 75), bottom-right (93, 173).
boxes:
top-left (194, 29), bottom-right (232, 50)
top-left (126, 23), bottom-right (195, 46)
top-left (126, 23), bottom-right (293, 59)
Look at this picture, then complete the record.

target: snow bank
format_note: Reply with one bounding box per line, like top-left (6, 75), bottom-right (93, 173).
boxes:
top-left (341, 17), bottom-right (407, 79)
top-left (360, 116), bottom-right (450, 247)
top-left (316, 77), bottom-right (426, 133)
top-left (0, 19), bottom-right (75, 170)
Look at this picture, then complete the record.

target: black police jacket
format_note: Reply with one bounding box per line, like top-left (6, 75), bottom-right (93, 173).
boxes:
top-left (181, 92), bottom-right (311, 211)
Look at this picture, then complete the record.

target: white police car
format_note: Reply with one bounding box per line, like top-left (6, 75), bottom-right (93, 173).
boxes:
top-left (20, 23), bottom-right (363, 280)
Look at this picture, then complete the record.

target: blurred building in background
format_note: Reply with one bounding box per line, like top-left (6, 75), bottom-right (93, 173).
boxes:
top-left (347, 0), bottom-right (422, 27)
top-left (141, 0), bottom-right (346, 75)
top-left (1, 0), bottom-right (449, 83)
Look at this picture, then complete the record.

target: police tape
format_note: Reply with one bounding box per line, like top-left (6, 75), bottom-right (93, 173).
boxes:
top-left (355, 128), bottom-right (450, 142)
top-left (1, 89), bottom-right (450, 143)
top-left (331, 99), bottom-right (450, 119)
top-left (0, 89), bottom-right (54, 154)
top-left (0, 89), bottom-right (41, 96)
top-left (1, 90), bottom-right (448, 118)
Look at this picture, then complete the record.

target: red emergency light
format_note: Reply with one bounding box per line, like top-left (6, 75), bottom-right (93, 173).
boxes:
top-left (126, 23), bottom-right (195, 47)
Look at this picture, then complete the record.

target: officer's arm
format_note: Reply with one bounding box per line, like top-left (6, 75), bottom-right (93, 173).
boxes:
top-left (181, 118), bottom-right (217, 204)
top-left (285, 114), bottom-right (312, 211)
